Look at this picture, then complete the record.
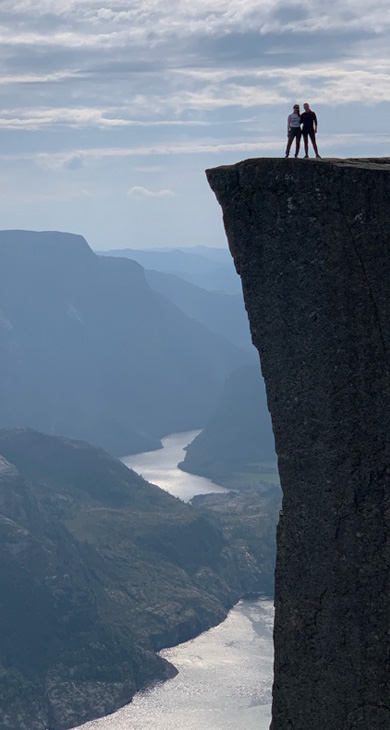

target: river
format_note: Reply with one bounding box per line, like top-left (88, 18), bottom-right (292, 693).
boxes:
top-left (75, 598), bottom-right (273, 730)
top-left (73, 431), bottom-right (274, 730)
top-left (122, 430), bottom-right (229, 501)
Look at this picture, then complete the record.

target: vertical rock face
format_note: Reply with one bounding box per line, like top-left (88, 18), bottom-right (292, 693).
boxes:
top-left (206, 158), bottom-right (390, 730)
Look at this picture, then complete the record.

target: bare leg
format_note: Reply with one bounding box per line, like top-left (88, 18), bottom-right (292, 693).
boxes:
top-left (303, 134), bottom-right (309, 158)
top-left (310, 130), bottom-right (321, 158)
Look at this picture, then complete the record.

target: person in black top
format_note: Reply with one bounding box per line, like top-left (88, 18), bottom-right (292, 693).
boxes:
top-left (300, 103), bottom-right (321, 158)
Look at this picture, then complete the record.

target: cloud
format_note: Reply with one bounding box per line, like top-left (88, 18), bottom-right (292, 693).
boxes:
top-left (0, 0), bottom-right (389, 67)
top-left (0, 70), bottom-right (84, 85)
top-left (0, 106), bottom-right (131, 130)
top-left (127, 186), bottom-right (176, 198)
top-left (0, 0), bottom-right (389, 133)
top-left (6, 131), bottom-right (390, 174)
top-left (2, 1), bottom-right (389, 38)
top-left (63, 154), bottom-right (83, 170)
top-left (2, 141), bottom-right (283, 170)
top-left (0, 105), bottom-right (214, 130)
top-left (0, 55), bottom-right (388, 139)
top-left (0, 0), bottom-right (388, 254)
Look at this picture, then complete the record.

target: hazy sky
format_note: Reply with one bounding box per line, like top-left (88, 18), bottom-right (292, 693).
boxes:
top-left (1, 0), bottom-right (390, 249)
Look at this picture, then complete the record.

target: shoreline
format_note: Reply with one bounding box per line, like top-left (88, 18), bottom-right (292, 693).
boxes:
top-left (73, 595), bottom-right (274, 730)
top-left (69, 432), bottom-right (276, 730)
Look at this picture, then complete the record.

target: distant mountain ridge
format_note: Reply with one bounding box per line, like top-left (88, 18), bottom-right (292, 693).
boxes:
top-left (99, 246), bottom-right (241, 293)
top-left (144, 269), bottom-right (253, 350)
top-left (99, 246), bottom-right (231, 273)
top-left (0, 230), bottom-right (249, 455)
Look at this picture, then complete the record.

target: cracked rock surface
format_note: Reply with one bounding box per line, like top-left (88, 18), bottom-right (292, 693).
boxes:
top-left (207, 157), bottom-right (390, 730)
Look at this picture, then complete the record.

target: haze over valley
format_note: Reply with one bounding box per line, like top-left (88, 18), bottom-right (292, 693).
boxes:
top-left (0, 229), bottom-right (278, 730)
top-left (0, 231), bottom-right (255, 456)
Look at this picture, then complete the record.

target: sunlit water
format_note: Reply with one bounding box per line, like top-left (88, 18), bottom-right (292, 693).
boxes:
top-left (73, 432), bottom-right (274, 730)
top-left (74, 598), bottom-right (273, 730)
top-left (122, 430), bottom-right (229, 502)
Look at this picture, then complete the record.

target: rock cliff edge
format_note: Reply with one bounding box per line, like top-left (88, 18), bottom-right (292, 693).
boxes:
top-left (207, 158), bottom-right (390, 730)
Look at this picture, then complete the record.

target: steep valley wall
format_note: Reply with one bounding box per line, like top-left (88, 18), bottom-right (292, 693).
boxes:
top-left (207, 158), bottom-right (390, 730)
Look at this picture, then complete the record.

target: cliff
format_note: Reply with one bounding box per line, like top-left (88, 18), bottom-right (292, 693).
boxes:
top-left (206, 158), bottom-right (390, 730)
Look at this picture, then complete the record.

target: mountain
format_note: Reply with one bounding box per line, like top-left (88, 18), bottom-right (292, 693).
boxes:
top-left (178, 266), bottom-right (241, 293)
top-left (0, 427), bottom-right (275, 730)
top-left (144, 269), bottom-right (253, 350)
top-left (99, 246), bottom-right (241, 293)
top-left (0, 230), bottom-right (249, 455)
top-left (99, 246), bottom-right (231, 275)
top-left (181, 365), bottom-right (277, 485)
top-left (185, 245), bottom-right (232, 264)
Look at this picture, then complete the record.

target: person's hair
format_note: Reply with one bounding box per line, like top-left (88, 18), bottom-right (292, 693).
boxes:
top-left (293, 104), bottom-right (300, 114)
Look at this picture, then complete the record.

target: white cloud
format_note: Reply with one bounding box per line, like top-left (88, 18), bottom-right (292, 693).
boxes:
top-left (1, 141), bottom-right (283, 169)
top-left (6, 133), bottom-right (390, 173)
top-left (0, 107), bottom-right (143, 130)
top-left (127, 186), bottom-right (176, 198)
top-left (0, 56), bottom-right (388, 138)
top-left (0, 105), bottom-right (214, 130)
top-left (0, 70), bottom-right (85, 85)
top-left (2, 0), bottom-right (390, 53)
top-left (0, 0), bottom-right (389, 133)
top-left (0, 0), bottom-right (388, 250)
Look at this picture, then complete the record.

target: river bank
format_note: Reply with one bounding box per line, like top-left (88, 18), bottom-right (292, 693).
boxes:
top-left (122, 430), bottom-right (229, 501)
top-left (70, 431), bottom-right (276, 730)
top-left (73, 597), bottom-right (274, 730)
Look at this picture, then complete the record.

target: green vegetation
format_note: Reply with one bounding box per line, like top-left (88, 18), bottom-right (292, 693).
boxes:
top-left (181, 365), bottom-right (279, 487)
top-left (235, 461), bottom-right (280, 486)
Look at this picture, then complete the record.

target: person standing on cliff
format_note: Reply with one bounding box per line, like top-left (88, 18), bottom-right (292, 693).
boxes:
top-left (300, 103), bottom-right (321, 158)
top-left (285, 104), bottom-right (302, 158)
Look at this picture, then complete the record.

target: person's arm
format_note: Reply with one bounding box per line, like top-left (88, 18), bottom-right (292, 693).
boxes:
top-left (287, 114), bottom-right (291, 136)
top-left (313, 112), bottom-right (318, 133)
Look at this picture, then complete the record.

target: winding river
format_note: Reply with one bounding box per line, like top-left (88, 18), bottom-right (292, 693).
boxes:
top-left (122, 430), bottom-right (229, 501)
top-left (73, 432), bottom-right (274, 730)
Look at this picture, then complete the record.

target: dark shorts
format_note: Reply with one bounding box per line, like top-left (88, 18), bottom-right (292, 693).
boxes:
top-left (288, 128), bottom-right (301, 140)
top-left (302, 128), bottom-right (315, 141)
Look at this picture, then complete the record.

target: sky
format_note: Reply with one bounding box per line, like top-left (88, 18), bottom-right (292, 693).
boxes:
top-left (0, 0), bottom-right (390, 249)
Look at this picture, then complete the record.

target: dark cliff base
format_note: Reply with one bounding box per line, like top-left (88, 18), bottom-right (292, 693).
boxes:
top-left (207, 158), bottom-right (390, 730)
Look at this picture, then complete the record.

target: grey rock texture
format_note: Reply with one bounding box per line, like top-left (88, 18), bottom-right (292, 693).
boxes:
top-left (206, 158), bottom-right (390, 730)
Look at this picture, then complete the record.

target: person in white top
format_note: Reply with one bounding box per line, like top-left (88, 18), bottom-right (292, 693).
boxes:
top-left (285, 104), bottom-right (302, 158)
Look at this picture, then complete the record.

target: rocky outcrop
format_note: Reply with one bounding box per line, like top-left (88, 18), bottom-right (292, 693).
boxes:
top-left (207, 158), bottom-right (390, 730)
